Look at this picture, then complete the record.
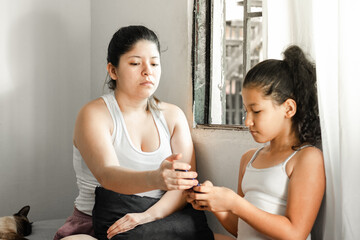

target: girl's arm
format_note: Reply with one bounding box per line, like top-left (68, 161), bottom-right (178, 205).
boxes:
top-left (190, 147), bottom-right (325, 240)
top-left (107, 103), bottom-right (197, 239)
top-left (74, 99), bottom-right (197, 195)
top-left (187, 150), bottom-right (254, 237)
top-left (198, 181), bottom-right (239, 237)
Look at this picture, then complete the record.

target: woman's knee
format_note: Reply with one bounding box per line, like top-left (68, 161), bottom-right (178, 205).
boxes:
top-left (61, 234), bottom-right (97, 240)
top-left (214, 233), bottom-right (236, 240)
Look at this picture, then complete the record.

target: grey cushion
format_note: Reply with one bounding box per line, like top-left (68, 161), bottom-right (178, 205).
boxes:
top-left (27, 219), bottom-right (65, 240)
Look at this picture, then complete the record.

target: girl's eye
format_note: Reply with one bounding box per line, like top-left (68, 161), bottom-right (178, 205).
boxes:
top-left (130, 63), bottom-right (140, 66)
top-left (152, 63), bottom-right (159, 66)
top-left (253, 111), bottom-right (261, 114)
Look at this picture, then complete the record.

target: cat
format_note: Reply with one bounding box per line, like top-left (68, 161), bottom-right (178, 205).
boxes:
top-left (0, 206), bottom-right (32, 240)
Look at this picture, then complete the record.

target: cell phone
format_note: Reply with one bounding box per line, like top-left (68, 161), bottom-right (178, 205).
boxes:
top-left (175, 169), bottom-right (200, 187)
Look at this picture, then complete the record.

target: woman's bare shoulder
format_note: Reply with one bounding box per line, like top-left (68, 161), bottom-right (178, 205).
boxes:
top-left (77, 97), bottom-right (109, 120)
top-left (74, 98), bottom-right (111, 132)
top-left (73, 98), bottom-right (112, 146)
top-left (158, 101), bottom-right (184, 117)
top-left (158, 102), bottom-right (187, 133)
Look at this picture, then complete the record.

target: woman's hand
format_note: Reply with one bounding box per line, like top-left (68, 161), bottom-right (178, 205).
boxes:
top-left (107, 212), bottom-right (153, 239)
top-left (186, 180), bottom-right (237, 212)
top-left (155, 153), bottom-right (198, 190)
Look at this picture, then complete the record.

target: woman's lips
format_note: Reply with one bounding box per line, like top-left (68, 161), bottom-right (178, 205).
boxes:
top-left (140, 80), bottom-right (154, 86)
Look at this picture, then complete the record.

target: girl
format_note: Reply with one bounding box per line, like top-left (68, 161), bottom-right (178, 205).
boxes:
top-left (186, 45), bottom-right (325, 240)
top-left (55, 26), bottom-right (213, 240)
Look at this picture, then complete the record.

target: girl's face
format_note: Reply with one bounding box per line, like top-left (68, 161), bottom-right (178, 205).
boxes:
top-left (242, 87), bottom-right (288, 143)
top-left (113, 40), bottom-right (161, 100)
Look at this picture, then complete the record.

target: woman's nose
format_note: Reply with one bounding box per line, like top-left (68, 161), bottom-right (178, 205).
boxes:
top-left (142, 63), bottom-right (153, 76)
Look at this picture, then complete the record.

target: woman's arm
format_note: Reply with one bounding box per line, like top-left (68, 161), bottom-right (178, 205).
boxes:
top-left (106, 103), bottom-right (198, 239)
top-left (134, 103), bottom-right (196, 218)
top-left (144, 103), bottom-right (197, 217)
top-left (74, 99), bottom-right (197, 194)
top-left (189, 147), bottom-right (325, 240)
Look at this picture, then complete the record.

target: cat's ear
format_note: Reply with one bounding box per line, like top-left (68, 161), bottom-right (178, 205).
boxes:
top-left (17, 205), bottom-right (30, 217)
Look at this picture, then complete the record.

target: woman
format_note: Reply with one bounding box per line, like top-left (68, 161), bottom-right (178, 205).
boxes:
top-left (54, 26), bottom-right (213, 240)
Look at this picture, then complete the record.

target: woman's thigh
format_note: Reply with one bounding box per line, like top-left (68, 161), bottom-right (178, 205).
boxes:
top-left (214, 233), bottom-right (236, 240)
top-left (61, 234), bottom-right (97, 240)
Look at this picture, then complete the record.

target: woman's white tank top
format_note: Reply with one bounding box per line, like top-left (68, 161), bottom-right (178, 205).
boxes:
top-left (73, 93), bottom-right (172, 215)
top-left (237, 146), bottom-right (311, 240)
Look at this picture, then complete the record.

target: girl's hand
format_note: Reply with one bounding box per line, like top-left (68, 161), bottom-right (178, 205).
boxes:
top-left (107, 212), bottom-right (153, 239)
top-left (155, 153), bottom-right (198, 190)
top-left (186, 180), bottom-right (237, 212)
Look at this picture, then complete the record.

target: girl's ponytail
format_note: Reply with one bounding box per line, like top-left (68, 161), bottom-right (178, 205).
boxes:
top-left (283, 46), bottom-right (321, 147)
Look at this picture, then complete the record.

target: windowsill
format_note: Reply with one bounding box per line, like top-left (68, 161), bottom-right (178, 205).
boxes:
top-left (194, 124), bottom-right (249, 131)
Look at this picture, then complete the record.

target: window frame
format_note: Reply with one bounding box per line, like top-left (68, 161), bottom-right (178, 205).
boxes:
top-left (192, 0), bottom-right (262, 130)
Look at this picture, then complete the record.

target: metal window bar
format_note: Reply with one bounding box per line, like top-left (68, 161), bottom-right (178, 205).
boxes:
top-left (243, 0), bottom-right (262, 77)
top-left (225, 0), bottom-right (262, 125)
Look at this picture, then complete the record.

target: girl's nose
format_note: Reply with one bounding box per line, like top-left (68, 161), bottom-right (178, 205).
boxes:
top-left (244, 113), bottom-right (253, 127)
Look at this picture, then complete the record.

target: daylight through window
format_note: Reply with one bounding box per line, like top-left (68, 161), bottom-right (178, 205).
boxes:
top-left (193, 0), bottom-right (264, 127)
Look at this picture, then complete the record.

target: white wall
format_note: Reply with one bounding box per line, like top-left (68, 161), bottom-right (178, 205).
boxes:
top-left (1, 0), bottom-right (260, 235)
top-left (0, 0), bottom-right (91, 221)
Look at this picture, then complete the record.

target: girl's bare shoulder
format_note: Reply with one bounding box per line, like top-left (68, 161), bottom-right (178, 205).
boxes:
top-left (240, 148), bottom-right (258, 169)
top-left (290, 146), bottom-right (324, 174)
top-left (242, 148), bottom-right (259, 161)
top-left (296, 146), bottom-right (323, 164)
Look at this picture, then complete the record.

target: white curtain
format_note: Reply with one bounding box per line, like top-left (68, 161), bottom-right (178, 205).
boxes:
top-left (264, 0), bottom-right (360, 239)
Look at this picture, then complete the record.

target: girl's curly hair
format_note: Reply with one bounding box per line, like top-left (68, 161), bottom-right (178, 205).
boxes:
top-left (243, 45), bottom-right (321, 148)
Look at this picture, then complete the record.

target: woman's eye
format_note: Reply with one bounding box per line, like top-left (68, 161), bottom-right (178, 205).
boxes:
top-left (253, 111), bottom-right (261, 114)
top-left (152, 63), bottom-right (159, 66)
top-left (130, 63), bottom-right (140, 66)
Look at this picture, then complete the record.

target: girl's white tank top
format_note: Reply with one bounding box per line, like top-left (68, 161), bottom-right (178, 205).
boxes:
top-left (237, 145), bottom-right (311, 240)
top-left (73, 93), bottom-right (172, 215)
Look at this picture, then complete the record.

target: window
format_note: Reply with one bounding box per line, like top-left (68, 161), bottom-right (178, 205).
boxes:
top-left (193, 0), bottom-right (263, 127)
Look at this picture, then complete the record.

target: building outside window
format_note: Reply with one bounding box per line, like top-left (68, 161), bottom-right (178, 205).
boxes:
top-left (193, 0), bottom-right (263, 127)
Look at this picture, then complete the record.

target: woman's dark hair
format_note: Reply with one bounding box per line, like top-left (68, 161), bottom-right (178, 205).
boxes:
top-left (106, 25), bottom-right (161, 111)
top-left (243, 45), bottom-right (321, 148)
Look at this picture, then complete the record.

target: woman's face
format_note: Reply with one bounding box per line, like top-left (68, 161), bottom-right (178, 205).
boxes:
top-left (114, 40), bottom-right (161, 100)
